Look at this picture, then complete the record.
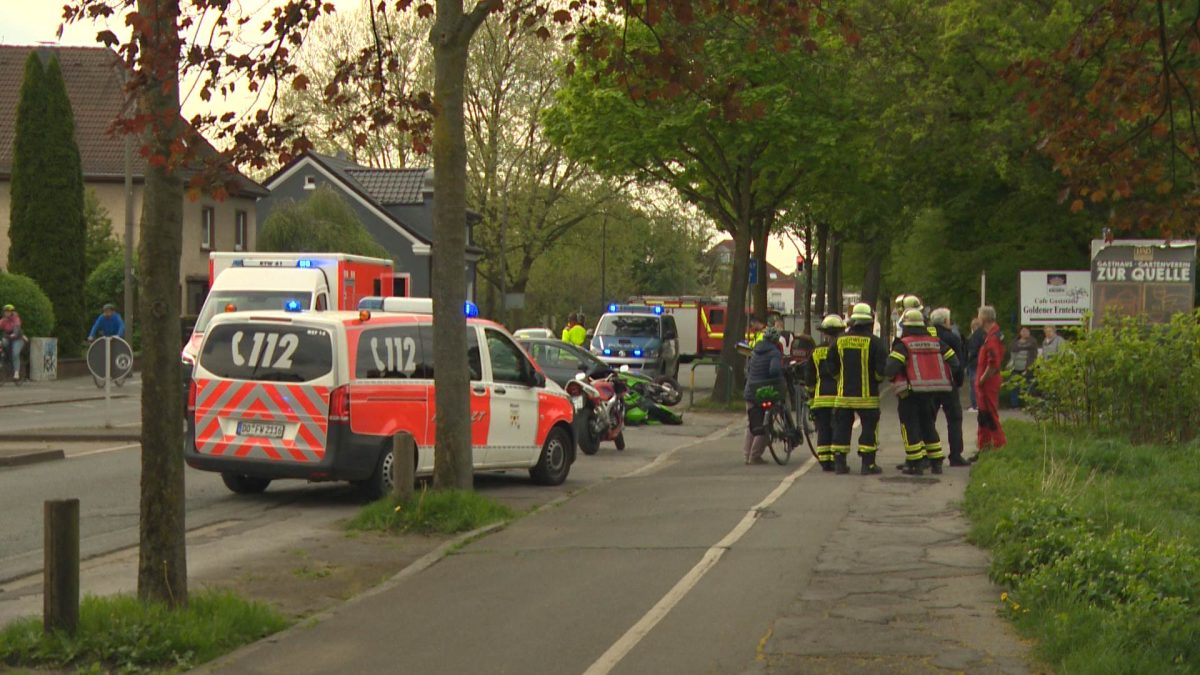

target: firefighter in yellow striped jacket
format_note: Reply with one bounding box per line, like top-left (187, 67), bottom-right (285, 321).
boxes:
top-left (803, 314), bottom-right (845, 472)
top-left (821, 302), bottom-right (888, 475)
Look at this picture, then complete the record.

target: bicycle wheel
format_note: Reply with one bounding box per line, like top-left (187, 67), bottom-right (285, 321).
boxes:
top-left (796, 398), bottom-right (817, 459)
top-left (767, 405), bottom-right (794, 465)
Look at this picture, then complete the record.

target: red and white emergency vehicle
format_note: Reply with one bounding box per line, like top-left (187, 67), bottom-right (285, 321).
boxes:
top-left (185, 298), bottom-right (576, 497)
top-left (628, 296), bottom-right (728, 361)
top-left (181, 252), bottom-right (403, 369)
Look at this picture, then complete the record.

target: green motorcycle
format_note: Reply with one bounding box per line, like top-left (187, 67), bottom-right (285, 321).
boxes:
top-left (617, 369), bottom-right (684, 425)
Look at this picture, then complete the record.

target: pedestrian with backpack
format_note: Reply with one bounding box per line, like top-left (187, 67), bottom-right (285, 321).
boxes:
top-left (884, 309), bottom-right (960, 475)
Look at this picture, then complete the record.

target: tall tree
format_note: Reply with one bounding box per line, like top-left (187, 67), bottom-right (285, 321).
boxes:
top-left (8, 53), bottom-right (86, 353)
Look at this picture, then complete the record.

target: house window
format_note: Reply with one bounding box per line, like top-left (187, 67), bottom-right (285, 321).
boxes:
top-left (303, 175), bottom-right (316, 190)
top-left (235, 210), bottom-right (247, 251)
top-left (186, 278), bottom-right (209, 316)
top-left (201, 207), bottom-right (214, 251)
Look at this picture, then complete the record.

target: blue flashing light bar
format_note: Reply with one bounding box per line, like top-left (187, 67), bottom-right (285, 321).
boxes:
top-left (653, 305), bottom-right (664, 315)
top-left (603, 348), bottom-right (612, 356)
top-left (464, 301), bottom-right (480, 318)
top-left (284, 299), bottom-right (303, 312)
top-left (608, 303), bottom-right (619, 313)
top-left (632, 349), bottom-right (644, 357)
top-left (296, 259), bottom-right (314, 268)
top-left (605, 304), bottom-right (663, 315)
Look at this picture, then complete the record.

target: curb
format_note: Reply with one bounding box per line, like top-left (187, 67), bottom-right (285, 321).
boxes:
top-left (0, 394), bottom-right (130, 409)
top-left (0, 449), bottom-right (66, 467)
top-left (5, 431), bottom-right (140, 442)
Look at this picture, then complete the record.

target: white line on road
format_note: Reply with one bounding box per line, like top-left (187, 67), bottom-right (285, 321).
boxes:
top-left (70, 443), bottom-right (139, 459)
top-left (70, 403), bottom-right (96, 409)
top-left (584, 455), bottom-right (818, 675)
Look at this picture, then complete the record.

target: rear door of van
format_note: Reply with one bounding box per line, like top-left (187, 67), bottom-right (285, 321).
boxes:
top-left (193, 318), bottom-right (335, 464)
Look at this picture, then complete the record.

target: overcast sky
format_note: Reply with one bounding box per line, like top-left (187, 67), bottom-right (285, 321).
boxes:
top-left (1, 2), bottom-right (802, 274)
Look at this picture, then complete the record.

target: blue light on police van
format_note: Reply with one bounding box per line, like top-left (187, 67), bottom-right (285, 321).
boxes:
top-left (652, 306), bottom-right (664, 315)
top-left (632, 349), bottom-right (643, 357)
top-left (284, 299), bottom-right (303, 312)
top-left (296, 259), bottom-right (314, 268)
top-left (603, 348), bottom-right (612, 356)
top-left (464, 301), bottom-right (480, 318)
top-left (608, 303), bottom-right (619, 313)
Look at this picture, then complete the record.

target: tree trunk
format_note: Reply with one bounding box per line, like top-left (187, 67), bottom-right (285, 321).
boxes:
top-left (430, 7), bottom-right (474, 491)
top-left (803, 222), bottom-right (813, 334)
top-left (813, 222), bottom-right (828, 318)
top-left (136, 0), bottom-right (187, 607)
top-left (826, 235), bottom-right (842, 316)
top-left (713, 225), bottom-right (751, 403)
top-left (752, 218), bottom-right (769, 319)
top-left (862, 246), bottom-right (882, 309)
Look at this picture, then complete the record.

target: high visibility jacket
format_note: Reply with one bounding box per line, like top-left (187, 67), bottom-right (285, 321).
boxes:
top-left (566, 324), bottom-right (587, 347)
top-left (821, 328), bottom-right (888, 409)
top-left (885, 326), bottom-right (959, 396)
top-left (804, 342), bottom-right (839, 409)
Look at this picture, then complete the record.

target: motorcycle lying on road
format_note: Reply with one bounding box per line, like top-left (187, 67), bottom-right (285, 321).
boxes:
top-left (618, 370), bottom-right (683, 407)
top-left (567, 364), bottom-right (628, 455)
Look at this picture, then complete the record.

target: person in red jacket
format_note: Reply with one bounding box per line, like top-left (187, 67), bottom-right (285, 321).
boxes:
top-left (973, 305), bottom-right (1007, 456)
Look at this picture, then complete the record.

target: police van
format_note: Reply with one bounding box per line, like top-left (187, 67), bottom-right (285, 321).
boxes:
top-left (185, 299), bottom-right (576, 498)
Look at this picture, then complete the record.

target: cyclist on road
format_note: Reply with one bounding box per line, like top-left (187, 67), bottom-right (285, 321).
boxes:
top-left (0, 304), bottom-right (25, 383)
top-left (88, 303), bottom-right (126, 342)
top-left (742, 326), bottom-right (784, 465)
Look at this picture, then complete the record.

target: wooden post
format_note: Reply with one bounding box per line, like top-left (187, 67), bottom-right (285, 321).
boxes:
top-left (391, 434), bottom-right (415, 502)
top-left (44, 499), bottom-right (80, 634)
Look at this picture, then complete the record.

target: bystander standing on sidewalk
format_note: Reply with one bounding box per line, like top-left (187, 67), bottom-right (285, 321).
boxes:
top-left (974, 306), bottom-right (1007, 457)
top-left (965, 317), bottom-right (983, 412)
top-left (1007, 326), bottom-right (1038, 408)
top-left (1041, 325), bottom-right (1068, 358)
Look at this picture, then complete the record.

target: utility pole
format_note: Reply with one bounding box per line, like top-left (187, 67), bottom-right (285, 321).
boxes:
top-left (600, 213), bottom-right (607, 307)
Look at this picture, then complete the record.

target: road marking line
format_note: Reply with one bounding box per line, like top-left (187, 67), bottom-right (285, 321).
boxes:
top-left (70, 403), bottom-right (96, 409)
top-left (584, 455), bottom-right (817, 675)
top-left (70, 443), bottom-right (139, 458)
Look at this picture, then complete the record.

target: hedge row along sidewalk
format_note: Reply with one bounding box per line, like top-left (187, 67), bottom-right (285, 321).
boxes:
top-left (964, 421), bottom-right (1200, 673)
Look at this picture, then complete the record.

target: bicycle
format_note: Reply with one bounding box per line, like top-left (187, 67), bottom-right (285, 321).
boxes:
top-left (756, 385), bottom-right (811, 465)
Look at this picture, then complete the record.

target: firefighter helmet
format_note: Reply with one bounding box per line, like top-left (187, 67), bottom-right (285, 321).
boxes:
top-left (902, 295), bottom-right (924, 311)
top-left (850, 302), bottom-right (873, 323)
top-left (820, 314), bottom-right (846, 331)
top-left (901, 308), bottom-right (926, 327)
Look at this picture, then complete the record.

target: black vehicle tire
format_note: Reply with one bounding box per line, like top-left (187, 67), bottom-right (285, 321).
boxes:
top-left (531, 426), bottom-right (571, 485)
top-left (652, 375), bottom-right (683, 406)
top-left (357, 441), bottom-right (420, 501)
top-left (767, 408), bottom-right (794, 466)
top-left (576, 405), bottom-right (600, 455)
top-left (221, 472), bottom-right (271, 495)
top-left (614, 431), bottom-right (626, 451)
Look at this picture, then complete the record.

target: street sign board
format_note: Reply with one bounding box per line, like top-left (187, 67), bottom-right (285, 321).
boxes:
top-left (1019, 271), bottom-right (1090, 326)
top-left (1090, 239), bottom-right (1196, 326)
top-left (748, 258), bottom-right (759, 285)
top-left (87, 336), bottom-right (133, 382)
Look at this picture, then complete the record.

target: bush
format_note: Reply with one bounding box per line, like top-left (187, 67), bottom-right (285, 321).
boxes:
top-left (0, 272), bottom-right (55, 338)
top-left (0, 590), bottom-right (290, 671)
top-left (259, 186), bottom-right (390, 259)
top-left (1029, 310), bottom-right (1200, 443)
top-left (348, 488), bottom-right (516, 535)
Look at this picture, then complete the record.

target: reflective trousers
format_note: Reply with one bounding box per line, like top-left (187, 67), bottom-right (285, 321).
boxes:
top-left (832, 408), bottom-right (880, 456)
top-left (813, 407), bottom-right (835, 463)
top-left (897, 394), bottom-right (942, 462)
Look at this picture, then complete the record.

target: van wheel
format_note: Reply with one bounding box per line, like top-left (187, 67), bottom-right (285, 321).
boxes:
top-left (360, 445), bottom-right (396, 501)
top-left (531, 427), bottom-right (571, 486)
top-left (221, 472), bottom-right (271, 495)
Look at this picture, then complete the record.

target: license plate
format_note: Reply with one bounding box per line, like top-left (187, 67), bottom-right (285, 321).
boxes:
top-left (237, 421), bottom-right (285, 438)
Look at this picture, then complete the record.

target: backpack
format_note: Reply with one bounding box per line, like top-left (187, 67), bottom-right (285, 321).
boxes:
top-left (894, 335), bottom-right (953, 393)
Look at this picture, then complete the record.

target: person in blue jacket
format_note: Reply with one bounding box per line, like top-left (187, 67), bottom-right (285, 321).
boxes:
top-left (88, 303), bottom-right (126, 341)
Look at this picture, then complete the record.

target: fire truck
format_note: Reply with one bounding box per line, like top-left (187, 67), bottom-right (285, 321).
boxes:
top-left (626, 296), bottom-right (728, 362)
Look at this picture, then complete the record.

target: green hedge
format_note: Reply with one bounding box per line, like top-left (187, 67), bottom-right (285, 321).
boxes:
top-left (1029, 310), bottom-right (1200, 443)
top-left (965, 421), bottom-right (1200, 672)
top-left (0, 272), bottom-right (55, 338)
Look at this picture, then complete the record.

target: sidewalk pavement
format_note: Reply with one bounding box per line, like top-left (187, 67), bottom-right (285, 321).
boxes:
top-left (0, 374), bottom-right (135, 409)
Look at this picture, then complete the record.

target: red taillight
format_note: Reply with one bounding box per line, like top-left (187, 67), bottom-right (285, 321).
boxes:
top-left (760, 400), bottom-right (773, 410)
top-left (187, 379), bottom-right (197, 412)
top-left (329, 385), bottom-right (350, 423)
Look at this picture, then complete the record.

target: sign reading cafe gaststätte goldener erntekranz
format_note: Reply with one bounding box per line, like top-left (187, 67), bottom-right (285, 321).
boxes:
top-left (1090, 239), bottom-right (1197, 326)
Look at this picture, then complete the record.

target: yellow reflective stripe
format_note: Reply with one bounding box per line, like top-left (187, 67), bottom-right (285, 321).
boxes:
top-left (944, 348), bottom-right (956, 361)
top-left (859, 346), bottom-right (869, 404)
top-left (890, 352), bottom-right (906, 363)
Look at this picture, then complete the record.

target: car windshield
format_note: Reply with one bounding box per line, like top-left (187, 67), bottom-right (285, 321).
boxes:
top-left (195, 291), bottom-right (314, 332)
top-left (596, 315), bottom-right (659, 338)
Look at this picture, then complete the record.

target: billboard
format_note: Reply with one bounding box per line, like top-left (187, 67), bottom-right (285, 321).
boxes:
top-left (1020, 271), bottom-right (1091, 325)
top-left (1090, 239), bottom-right (1196, 326)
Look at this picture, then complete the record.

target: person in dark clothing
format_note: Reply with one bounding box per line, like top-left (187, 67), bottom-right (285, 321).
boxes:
top-left (965, 317), bottom-right (984, 411)
top-left (885, 309), bottom-right (960, 475)
top-left (822, 303), bottom-right (888, 475)
top-left (742, 327), bottom-right (784, 465)
top-left (929, 308), bottom-right (968, 467)
top-left (1008, 326), bottom-right (1039, 408)
top-left (804, 314), bottom-right (845, 471)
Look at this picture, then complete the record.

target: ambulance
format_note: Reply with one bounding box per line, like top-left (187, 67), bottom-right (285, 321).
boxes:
top-left (185, 298), bottom-right (576, 498)
top-left (181, 252), bottom-right (403, 370)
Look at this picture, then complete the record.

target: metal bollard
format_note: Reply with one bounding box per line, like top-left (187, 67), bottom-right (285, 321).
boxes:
top-left (44, 499), bottom-right (80, 634)
top-left (391, 434), bottom-right (416, 501)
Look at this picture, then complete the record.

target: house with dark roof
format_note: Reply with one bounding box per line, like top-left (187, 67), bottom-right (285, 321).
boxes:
top-left (258, 151), bottom-right (482, 299)
top-left (0, 45), bottom-right (268, 315)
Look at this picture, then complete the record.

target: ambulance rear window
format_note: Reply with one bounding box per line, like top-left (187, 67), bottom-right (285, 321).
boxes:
top-left (200, 324), bottom-right (332, 382)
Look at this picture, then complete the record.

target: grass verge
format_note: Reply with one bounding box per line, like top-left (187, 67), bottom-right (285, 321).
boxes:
top-left (0, 590), bottom-right (290, 672)
top-left (688, 397), bottom-right (745, 412)
top-left (964, 420), bottom-right (1200, 673)
top-left (348, 488), bottom-right (516, 535)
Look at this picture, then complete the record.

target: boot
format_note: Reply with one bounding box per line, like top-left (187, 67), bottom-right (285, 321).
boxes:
top-left (900, 459), bottom-right (924, 476)
top-left (820, 460), bottom-right (835, 472)
top-left (929, 458), bottom-right (944, 475)
top-left (834, 453), bottom-right (850, 475)
top-left (860, 452), bottom-right (882, 475)
top-left (948, 454), bottom-right (970, 467)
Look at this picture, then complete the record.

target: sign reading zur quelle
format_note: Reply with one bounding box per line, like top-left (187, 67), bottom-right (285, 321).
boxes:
top-left (1090, 239), bottom-right (1197, 326)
